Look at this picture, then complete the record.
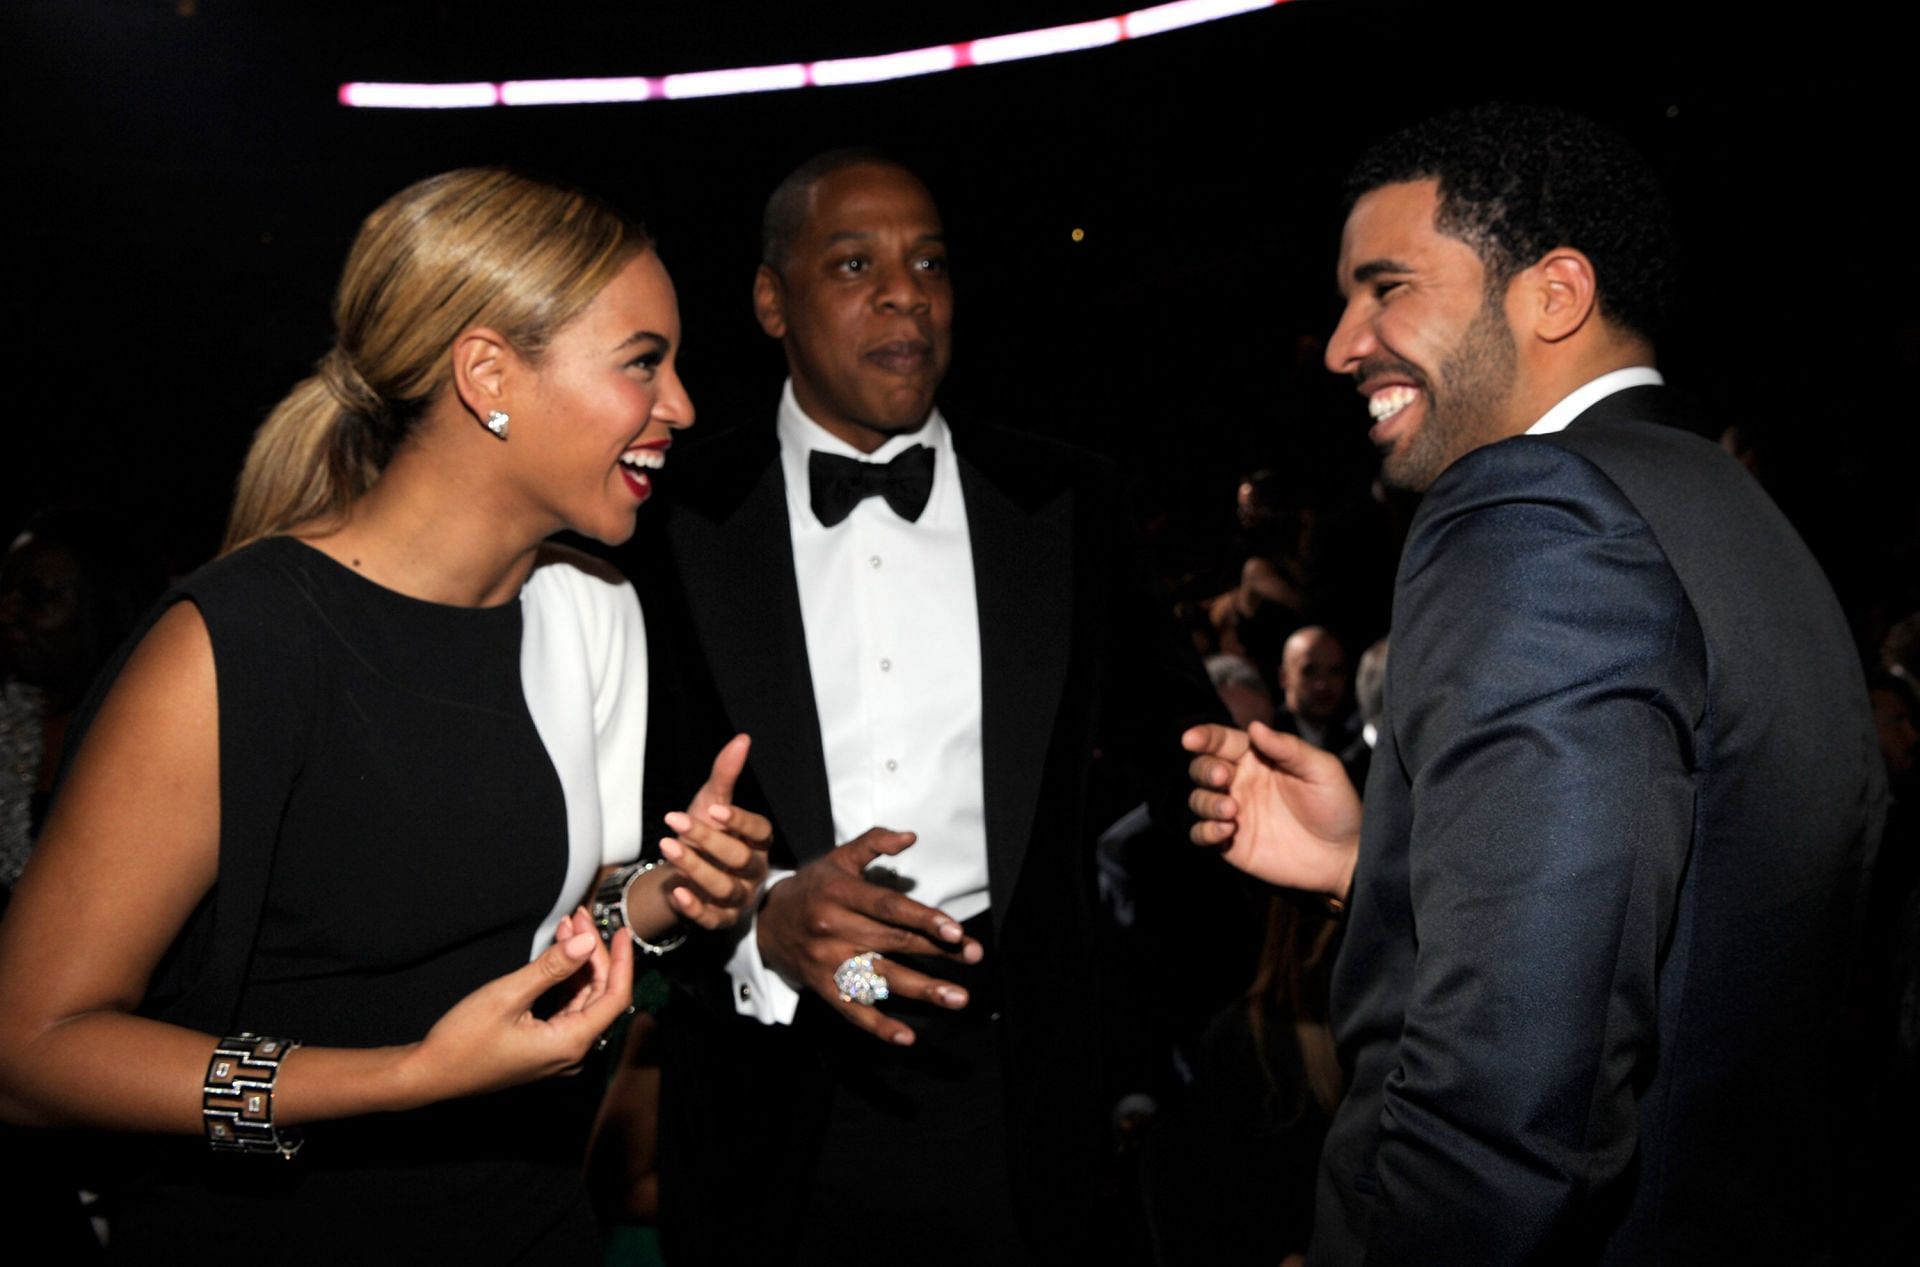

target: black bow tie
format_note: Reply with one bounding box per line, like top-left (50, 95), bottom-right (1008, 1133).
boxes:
top-left (808, 445), bottom-right (936, 527)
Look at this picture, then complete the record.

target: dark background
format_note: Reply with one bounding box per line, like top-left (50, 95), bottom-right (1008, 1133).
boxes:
top-left (5, 0), bottom-right (1912, 627)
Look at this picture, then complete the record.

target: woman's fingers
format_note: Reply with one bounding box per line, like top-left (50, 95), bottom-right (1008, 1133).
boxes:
top-left (473, 922), bottom-right (599, 1026)
top-left (544, 909), bottom-right (602, 1015)
top-left (666, 884), bottom-right (707, 923)
top-left (657, 873), bottom-right (748, 932)
top-left (658, 839), bottom-right (750, 906)
top-left (706, 733), bottom-right (750, 799)
top-left (648, 852), bottom-right (740, 931)
top-left (706, 803), bottom-right (773, 847)
top-left (557, 907), bottom-right (610, 1013)
top-left (414, 923), bottom-right (635, 1101)
top-left (549, 930), bottom-right (634, 1050)
top-left (689, 734), bottom-right (750, 815)
top-left (657, 804), bottom-right (778, 931)
top-left (663, 812), bottom-right (758, 874)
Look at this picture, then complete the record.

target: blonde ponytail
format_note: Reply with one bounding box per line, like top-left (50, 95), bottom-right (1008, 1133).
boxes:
top-left (221, 168), bottom-right (650, 555)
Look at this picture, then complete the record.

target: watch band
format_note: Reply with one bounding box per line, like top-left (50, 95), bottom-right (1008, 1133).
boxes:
top-left (590, 860), bottom-right (688, 955)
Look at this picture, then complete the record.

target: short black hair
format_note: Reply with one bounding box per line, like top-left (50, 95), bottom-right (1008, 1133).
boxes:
top-left (760, 147), bottom-right (914, 273)
top-left (1346, 103), bottom-right (1676, 343)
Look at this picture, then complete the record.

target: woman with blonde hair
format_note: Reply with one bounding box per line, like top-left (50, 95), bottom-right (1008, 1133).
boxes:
top-left (0, 168), bottom-right (769, 1259)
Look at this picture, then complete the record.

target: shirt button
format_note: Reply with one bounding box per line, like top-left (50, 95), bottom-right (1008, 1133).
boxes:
top-left (879, 658), bottom-right (892, 672)
top-left (885, 758), bottom-right (898, 772)
top-left (739, 982), bottom-right (754, 1003)
top-left (869, 555), bottom-right (882, 569)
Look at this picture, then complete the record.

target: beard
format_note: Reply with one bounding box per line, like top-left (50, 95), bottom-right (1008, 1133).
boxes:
top-left (1379, 294), bottom-right (1518, 493)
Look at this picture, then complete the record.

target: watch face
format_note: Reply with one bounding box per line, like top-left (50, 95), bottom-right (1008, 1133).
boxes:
top-left (592, 862), bottom-right (648, 940)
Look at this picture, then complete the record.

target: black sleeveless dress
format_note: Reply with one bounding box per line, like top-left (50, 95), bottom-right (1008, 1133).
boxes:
top-left (107, 538), bottom-right (601, 1262)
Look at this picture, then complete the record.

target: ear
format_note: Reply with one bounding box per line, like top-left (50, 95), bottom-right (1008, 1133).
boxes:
top-left (1520, 248), bottom-right (1600, 344)
top-left (752, 265), bottom-right (788, 340)
top-left (449, 327), bottom-right (515, 422)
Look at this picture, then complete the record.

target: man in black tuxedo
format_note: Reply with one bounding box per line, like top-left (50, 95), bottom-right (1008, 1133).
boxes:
top-left (1187, 105), bottom-right (1884, 1263)
top-left (629, 151), bottom-right (1220, 1263)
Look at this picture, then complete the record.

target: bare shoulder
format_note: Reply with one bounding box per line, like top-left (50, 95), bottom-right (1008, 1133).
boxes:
top-left (81, 601), bottom-right (217, 737)
top-left (41, 599), bottom-right (219, 843)
top-left (2, 598), bottom-right (221, 1019)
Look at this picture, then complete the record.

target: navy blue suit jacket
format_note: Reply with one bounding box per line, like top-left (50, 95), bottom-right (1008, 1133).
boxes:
top-left (1314, 387), bottom-right (1884, 1264)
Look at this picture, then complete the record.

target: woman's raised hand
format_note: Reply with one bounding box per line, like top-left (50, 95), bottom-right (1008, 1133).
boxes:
top-left (654, 734), bottom-right (774, 930)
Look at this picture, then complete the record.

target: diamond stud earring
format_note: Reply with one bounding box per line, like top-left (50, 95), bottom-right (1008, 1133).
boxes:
top-left (484, 410), bottom-right (510, 440)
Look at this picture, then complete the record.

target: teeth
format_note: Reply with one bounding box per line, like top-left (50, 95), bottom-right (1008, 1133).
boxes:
top-left (620, 449), bottom-right (665, 471)
top-left (1369, 385), bottom-right (1418, 422)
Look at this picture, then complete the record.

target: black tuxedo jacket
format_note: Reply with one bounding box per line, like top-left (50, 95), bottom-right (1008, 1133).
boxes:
top-left (624, 413), bottom-right (1221, 1260)
top-left (1314, 387), bottom-right (1885, 1264)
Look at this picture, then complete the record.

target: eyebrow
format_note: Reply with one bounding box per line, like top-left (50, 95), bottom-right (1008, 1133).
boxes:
top-left (1350, 258), bottom-right (1414, 284)
top-left (613, 330), bottom-right (670, 353)
top-left (822, 230), bottom-right (947, 247)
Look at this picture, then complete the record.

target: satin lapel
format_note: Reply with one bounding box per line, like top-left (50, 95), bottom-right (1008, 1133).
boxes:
top-left (667, 451), bottom-right (837, 862)
top-left (956, 440), bottom-right (1074, 933)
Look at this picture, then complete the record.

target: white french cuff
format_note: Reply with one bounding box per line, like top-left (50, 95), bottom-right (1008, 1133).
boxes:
top-left (724, 868), bottom-right (802, 1025)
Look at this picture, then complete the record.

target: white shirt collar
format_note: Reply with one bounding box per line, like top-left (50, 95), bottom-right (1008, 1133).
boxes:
top-left (777, 378), bottom-right (948, 461)
top-left (1524, 366), bottom-right (1665, 436)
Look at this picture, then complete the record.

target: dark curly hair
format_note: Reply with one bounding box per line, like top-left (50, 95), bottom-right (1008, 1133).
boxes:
top-left (1346, 103), bottom-right (1676, 343)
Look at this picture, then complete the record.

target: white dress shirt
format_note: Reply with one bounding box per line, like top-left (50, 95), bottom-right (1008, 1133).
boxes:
top-left (726, 381), bottom-right (990, 1024)
top-left (1524, 365), bottom-right (1664, 436)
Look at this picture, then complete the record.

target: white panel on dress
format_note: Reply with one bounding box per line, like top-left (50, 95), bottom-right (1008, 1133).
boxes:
top-left (518, 553), bottom-right (649, 960)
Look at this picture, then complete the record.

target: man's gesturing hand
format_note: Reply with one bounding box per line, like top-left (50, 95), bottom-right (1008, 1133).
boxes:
top-left (755, 828), bottom-right (982, 1046)
top-left (1184, 721), bottom-right (1364, 899)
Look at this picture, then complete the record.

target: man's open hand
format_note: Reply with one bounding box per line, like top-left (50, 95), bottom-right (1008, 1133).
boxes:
top-left (1184, 721), bottom-right (1363, 898)
top-left (755, 828), bottom-right (982, 1045)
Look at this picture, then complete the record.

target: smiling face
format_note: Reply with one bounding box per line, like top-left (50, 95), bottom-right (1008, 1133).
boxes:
top-left (511, 249), bottom-right (692, 545)
top-left (755, 163), bottom-right (951, 453)
top-left (1326, 180), bottom-right (1522, 492)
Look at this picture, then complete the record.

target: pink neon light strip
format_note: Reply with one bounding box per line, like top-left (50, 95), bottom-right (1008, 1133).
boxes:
top-left (340, 1), bottom-right (1285, 109)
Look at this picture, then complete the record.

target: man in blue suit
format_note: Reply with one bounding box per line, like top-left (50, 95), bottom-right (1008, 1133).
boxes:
top-left (1187, 104), bottom-right (1884, 1263)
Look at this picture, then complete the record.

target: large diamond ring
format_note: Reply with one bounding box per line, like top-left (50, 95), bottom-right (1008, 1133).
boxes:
top-left (833, 953), bottom-right (890, 1006)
